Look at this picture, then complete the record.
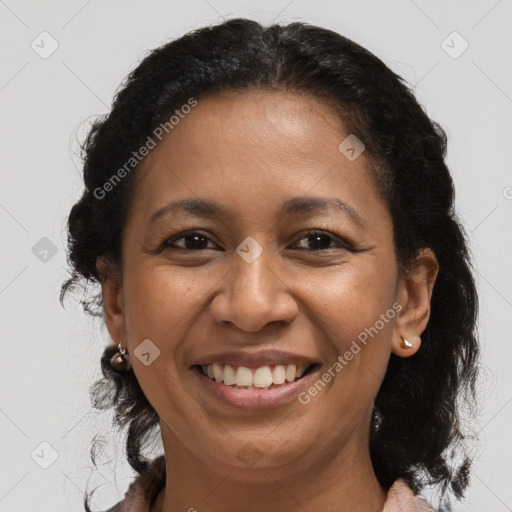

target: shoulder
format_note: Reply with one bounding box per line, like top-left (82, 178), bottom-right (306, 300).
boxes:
top-left (102, 455), bottom-right (166, 512)
top-left (382, 478), bottom-right (436, 512)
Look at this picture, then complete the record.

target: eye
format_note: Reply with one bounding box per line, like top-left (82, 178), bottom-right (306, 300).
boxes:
top-left (162, 230), bottom-right (220, 251)
top-left (292, 230), bottom-right (351, 251)
top-left (160, 229), bottom-right (352, 252)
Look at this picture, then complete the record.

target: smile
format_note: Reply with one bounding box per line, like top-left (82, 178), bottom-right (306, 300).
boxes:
top-left (191, 362), bottom-right (322, 409)
top-left (194, 363), bottom-right (317, 390)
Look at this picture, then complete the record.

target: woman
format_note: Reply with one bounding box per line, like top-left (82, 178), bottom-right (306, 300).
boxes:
top-left (61, 18), bottom-right (480, 512)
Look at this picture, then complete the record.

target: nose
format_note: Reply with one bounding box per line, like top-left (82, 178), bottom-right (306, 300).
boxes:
top-left (210, 247), bottom-right (299, 333)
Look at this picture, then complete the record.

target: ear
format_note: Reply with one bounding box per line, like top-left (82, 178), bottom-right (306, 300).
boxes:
top-left (392, 248), bottom-right (439, 358)
top-left (96, 255), bottom-right (127, 349)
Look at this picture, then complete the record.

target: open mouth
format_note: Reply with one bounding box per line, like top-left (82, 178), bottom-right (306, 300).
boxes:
top-left (192, 363), bottom-right (320, 391)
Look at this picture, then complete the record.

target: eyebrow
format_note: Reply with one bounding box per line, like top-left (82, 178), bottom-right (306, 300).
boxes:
top-left (148, 196), bottom-right (365, 226)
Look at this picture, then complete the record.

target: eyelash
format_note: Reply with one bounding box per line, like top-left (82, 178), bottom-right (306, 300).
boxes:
top-left (160, 229), bottom-right (354, 252)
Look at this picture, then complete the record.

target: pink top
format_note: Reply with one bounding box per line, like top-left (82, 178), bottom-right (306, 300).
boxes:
top-left (106, 455), bottom-right (435, 511)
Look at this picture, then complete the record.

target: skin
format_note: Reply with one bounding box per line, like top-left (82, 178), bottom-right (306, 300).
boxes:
top-left (97, 89), bottom-right (439, 512)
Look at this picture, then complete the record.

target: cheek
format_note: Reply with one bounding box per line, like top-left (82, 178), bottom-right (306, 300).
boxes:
top-left (123, 264), bottom-right (216, 339)
top-left (298, 257), bottom-right (397, 339)
top-left (300, 258), bottom-right (397, 396)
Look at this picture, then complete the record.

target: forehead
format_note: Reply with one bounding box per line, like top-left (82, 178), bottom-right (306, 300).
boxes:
top-left (126, 89), bottom-right (387, 228)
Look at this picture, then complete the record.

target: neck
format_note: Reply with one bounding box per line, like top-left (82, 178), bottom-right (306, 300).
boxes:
top-left (151, 421), bottom-right (388, 512)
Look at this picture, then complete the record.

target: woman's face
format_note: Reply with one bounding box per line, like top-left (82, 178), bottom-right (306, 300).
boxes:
top-left (100, 89), bottom-right (437, 479)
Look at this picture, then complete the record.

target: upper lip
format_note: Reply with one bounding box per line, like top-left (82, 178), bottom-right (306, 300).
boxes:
top-left (191, 350), bottom-right (320, 369)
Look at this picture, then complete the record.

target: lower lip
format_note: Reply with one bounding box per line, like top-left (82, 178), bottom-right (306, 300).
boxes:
top-left (192, 366), bottom-right (319, 410)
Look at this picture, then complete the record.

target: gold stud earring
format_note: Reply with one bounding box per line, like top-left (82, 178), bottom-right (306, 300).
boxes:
top-left (401, 337), bottom-right (413, 349)
top-left (111, 342), bottom-right (132, 372)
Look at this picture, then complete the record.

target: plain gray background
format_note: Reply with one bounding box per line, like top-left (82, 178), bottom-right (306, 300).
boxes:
top-left (1, 0), bottom-right (511, 510)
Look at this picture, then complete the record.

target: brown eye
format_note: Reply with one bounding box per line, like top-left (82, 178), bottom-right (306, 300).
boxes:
top-left (163, 231), bottom-right (218, 251)
top-left (292, 230), bottom-right (352, 251)
top-left (160, 229), bottom-right (352, 253)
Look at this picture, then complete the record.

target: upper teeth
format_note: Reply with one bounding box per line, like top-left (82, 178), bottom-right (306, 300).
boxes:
top-left (201, 363), bottom-right (309, 388)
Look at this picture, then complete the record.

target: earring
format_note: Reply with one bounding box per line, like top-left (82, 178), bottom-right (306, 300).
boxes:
top-left (111, 342), bottom-right (132, 372)
top-left (401, 337), bottom-right (413, 349)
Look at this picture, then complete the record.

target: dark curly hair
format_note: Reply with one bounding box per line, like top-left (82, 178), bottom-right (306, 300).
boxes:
top-left (60, 18), bottom-right (480, 512)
